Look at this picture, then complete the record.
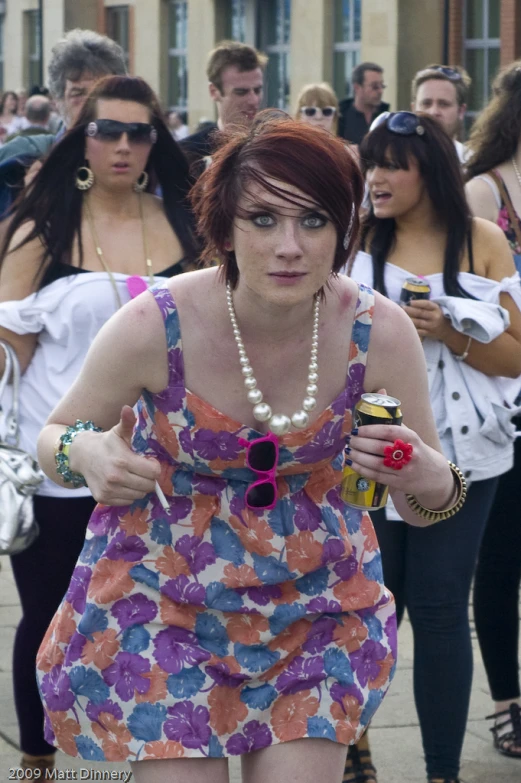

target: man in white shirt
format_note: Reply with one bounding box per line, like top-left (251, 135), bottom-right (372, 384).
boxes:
top-left (411, 65), bottom-right (471, 164)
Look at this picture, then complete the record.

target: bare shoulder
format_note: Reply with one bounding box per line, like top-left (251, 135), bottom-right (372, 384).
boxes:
top-left (472, 215), bottom-right (506, 246)
top-left (0, 220), bottom-right (47, 296)
top-left (471, 216), bottom-right (516, 280)
top-left (465, 176), bottom-right (499, 221)
top-left (168, 266), bottom-right (222, 304)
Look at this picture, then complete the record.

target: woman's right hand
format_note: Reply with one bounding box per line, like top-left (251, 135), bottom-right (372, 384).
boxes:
top-left (70, 405), bottom-right (161, 506)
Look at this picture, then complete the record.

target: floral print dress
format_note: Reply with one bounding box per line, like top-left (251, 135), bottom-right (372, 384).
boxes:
top-left (37, 283), bottom-right (396, 763)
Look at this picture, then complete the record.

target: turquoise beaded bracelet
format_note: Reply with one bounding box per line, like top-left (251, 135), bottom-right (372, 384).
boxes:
top-left (55, 419), bottom-right (103, 488)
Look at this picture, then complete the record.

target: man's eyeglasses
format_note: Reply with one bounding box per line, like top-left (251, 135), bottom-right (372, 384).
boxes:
top-left (86, 119), bottom-right (158, 145)
top-left (418, 66), bottom-right (463, 82)
top-left (367, 82), bottom-right (386, 91)
top-left (300, 106), bottom-right (336, 118)
top-left (370, 111), bottom-right (425, 136)
top-left (238, 433), bottom-right (279, 511)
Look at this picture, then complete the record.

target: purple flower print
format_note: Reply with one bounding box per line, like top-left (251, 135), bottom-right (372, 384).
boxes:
top-left (40, 665), bottom-right (75, 712)
top-left (293, 491), bottom-right (322, 532)
top-left (178, 426), bottom-right (194, 457)
top-left (302, 617), bottom-right (336, 654)
top-left (205, 662), bottom-right (250, 689)
top-left (242, 584), bottom-right (282, 606)
top-left (347, 362), bottom-right (366, 407)
top-left (385, 613), bottom-right (398, 658)
top-left (330, 682), bottom-right (364, 711)
top-left (111, 593), bottom-right (158, 631)
top-left (164, 701), bottom-right (211, 750)
top-left (165, 497), bottom-right (192, 524)
top-left (102, 651), bottom-right (151, 702)
top-left (194, 474), bottom-right (227, 495)
top-left (334, 551), bottom-right (359, 581)
top-left (326, 487), bottom-right (345, 513)
top-left (294, 420), bottom-right (343, 464)
top-left (86, 699), bottom-right (124, 723)
top-left (321, 537), bottom-right (347, 567)
top-left (331, 389), bottom-right (347, 416)
top-left (89, 506), bottom-right (121, 537)
top-left (175, 535), bottom-right (216, 575)
top-left (350, 640), bottom-right (388, 688)
top-left (161, 574), bottom-right (206, 606)
top-left (153, 627), bottom-right (211, 674)
top-left (105, 531), bottom-right (149, 562)
top-left (192, 429), bottom-right (242, 462)
top-left (226, 721), bottom-right (272, 755)
top-left (65, 566), bottom-right (91, 614)
top-left (64, 632), bottom-right (87, 664)
top-left (306, 597), bottom-right (342, 614)
top-left (276, 655), bottom-right (326, 695)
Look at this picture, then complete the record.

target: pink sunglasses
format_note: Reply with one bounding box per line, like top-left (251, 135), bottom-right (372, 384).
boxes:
top-left (238, 432), bottom-right (279, 510)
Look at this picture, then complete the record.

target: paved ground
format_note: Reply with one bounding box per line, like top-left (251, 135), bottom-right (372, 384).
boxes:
top-left (0, 557), bottom-right (518, 782)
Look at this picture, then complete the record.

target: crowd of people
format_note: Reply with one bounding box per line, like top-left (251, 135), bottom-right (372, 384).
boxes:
top-left (0, 26), bottom-right (519, 783)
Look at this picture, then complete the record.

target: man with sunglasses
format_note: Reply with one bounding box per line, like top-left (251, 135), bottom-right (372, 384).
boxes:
top-left (411, 64), bottom-right (471, 164)
top-left (338, 61), bottom-right (389, 146)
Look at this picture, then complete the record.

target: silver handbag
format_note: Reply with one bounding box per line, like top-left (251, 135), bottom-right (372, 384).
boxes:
top-left (0, 340), bottom-right (44, 555)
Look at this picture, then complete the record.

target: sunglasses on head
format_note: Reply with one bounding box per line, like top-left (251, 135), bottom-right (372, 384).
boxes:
top-left (419, 65), bottom-right (463, 82)
top-left (238, 433), bottom-right (279, 511)
top-left (300, 106), bottom-right (336, 118)
top-left (370, 110), bottom-right (425, 136)
top-left (85, 119), bottom-right (158, 144)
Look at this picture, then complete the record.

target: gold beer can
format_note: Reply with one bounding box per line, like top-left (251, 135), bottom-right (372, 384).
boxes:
top-left (340, 393), bottom-right (403, 510)
top-left (400, 277), bottom-right (431, 304)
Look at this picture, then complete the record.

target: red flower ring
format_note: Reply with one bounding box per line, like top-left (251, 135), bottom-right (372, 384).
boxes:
top-left (383, 439), bottom-right (413, 470)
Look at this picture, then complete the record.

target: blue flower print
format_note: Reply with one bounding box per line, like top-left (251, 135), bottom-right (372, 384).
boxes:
top-left (151, 518), bottom-right (173, 546)
top-left (80, 535), bottom-right (108, 565)
top-left (127, 703), bottom-right (167, 742)
top-left (267, 498), bottom-right (295, 536)
top-left (210, 519), bottom-right (245, 566)
top-left (195, 613), bottom-right (229, 657)
top-left (240, 684), bottom-right (278, 711)
top-left (251, 553), bottom-right (293, 585)
top-left (294, 567), bottom-right (330, 596)
top-left (324, 648), bottom-right (355, 686)
top-left (361, 688), bottom-right (384, 724)
top-left (205, 582), bottom-right (244, 612)
top-left (307, 716), bottom-right (336, 741)
top-left (69, 666), bottom-right (109, 705)
top-left (129, 564), bottom-right (160, 591)
top-left (77, 604), bottom-right (108, 641)
top-left (209, 735), bottom-right (225, 758)
top-left (121, 625), bottom-right (151, 654)
top-left (351, 317), bottom-right (371, 353)
top-left (269, 604), bottom-right (307, 636)
top-left (363, 552), bottom-right (383, 583)
top-left (75, 735), bottom-right (106, 761)
top-left (167, 666), bottom-right (206, 698)
top-left (234, 643), bottom-right (280, 674)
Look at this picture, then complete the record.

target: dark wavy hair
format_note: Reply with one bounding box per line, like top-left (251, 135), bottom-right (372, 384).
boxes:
top-left (190, 112), bottom-right (364, 288)
top-left (359, 113), bottom-right (473, 298)
top-left (0, 76), bottom-right (198, 289)
top-left (466, 61), bottom-right (521, 178)
top-left (0, 91), bottom-right (18, 115)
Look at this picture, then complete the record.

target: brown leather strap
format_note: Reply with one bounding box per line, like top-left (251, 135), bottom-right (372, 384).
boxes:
top-left (488, 170), bottom-right (521, 249)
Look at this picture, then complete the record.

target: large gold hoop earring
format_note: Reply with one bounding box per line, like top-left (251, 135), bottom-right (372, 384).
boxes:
top-left (133, 171), bottom-right (149, 193)
top-left (75, 166), bottom-right (94, 191)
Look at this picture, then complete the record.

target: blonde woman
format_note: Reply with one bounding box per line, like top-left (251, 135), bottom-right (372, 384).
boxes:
top-left (295, 82), bottom-right (339, 135)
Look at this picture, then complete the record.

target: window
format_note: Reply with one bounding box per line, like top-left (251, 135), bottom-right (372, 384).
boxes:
top-left (25, 10), bottom-right (41, 90)
top-left (167, 0), bottom-right (188, 110)
top-left (464, 0), bottom-right (500, 124)
top-left (259, 0), bottom-right (291, 109)
top-left (106, 6), bottom-right (130, 70)
top-left (222, 0), bottom-right (257, 44)
top-left (333, 0), bottom-right (362, 100)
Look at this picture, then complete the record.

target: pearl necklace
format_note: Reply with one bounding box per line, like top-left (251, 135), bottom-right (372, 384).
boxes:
top-left (226, 282), bottom-right (320, 436)
top-left (512, 157), bottom-right (521, 191)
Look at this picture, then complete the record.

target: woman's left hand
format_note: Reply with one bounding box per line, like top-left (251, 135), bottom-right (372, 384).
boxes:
top-left (402, 300), bottom-right (451, 341)
top-left (348, 422), bottom-right (452, 506)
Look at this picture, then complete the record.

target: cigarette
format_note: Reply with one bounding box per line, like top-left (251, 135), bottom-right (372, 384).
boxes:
top-left (155, 481), bottom-right (170, 511)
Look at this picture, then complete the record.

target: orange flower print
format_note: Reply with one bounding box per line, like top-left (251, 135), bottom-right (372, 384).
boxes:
top-left (271, 580), bottom-right (300, 606)
top-left (260, 647), bottom-right (301, 682)
top-left (229, 513), bottom-right (277, 557)
top-left (333, 714), bottom-right (358, 745)
top-left (271, 690), bottom-right (319, 742)
top-left (156, 546), bottom-right (190, 578)
top-left (159, 594), bottom-right (198, 630)
top-left (330, 693), bottom-right (362, 727)
top-left (304, 466), bottom-right (338, 504)
top-left (333, 615), bottom-right (368, 653)
top-left (268, 618), bottom-right (312, 654)
top-left (158, 462), bottom-right (174, 495)
top-left (209, 456), bottom-right (245, 472)
top-left (81, 628), bottom-right (120, 670)
top-left (225, 613), bottom-right (270, 645)
top-left (88, 559), bottom-right (134, 604)
top-left (360, 513), bottom-right (379, 553)
top-left (286, 531), bottom-right (323, 574)
top-left (368, 651), bottom-right (395, 690)
top-left (54, 602), bottom-right (77, 646)
top-left (186, 392), bottom-right (239, 434)
top-left (143, 740), bottom-right (185, 759)
top-left (208, 686), bottom-right (248, 735)
top-left (152, 410), bottom-right (179, 459)
top-left (36, 635), bottom-right (64, 673)
top-left (92, 712), bottom-right (132, 761)
top-left (222, 563), bottom-right (261, 589)
top-left (333, 572), bottom-right (381, 610)
top-left (49, 711), bottom-right (81, 757)
top-left (135, 664), bottom-right (168, 704)
top-left (191, 495), bottom-right (219, 538)
top-left (120, 507), bottom-right (150, 536)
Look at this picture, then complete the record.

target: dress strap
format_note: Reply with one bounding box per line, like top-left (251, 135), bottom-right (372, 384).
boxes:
top-left (346, 283), bottom-right (375, 410)
top-left (148, 284), bottom-right (185, 389)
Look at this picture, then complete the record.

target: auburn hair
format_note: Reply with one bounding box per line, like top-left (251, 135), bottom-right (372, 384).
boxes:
top-left (190, 112), bottom-right (364, 288)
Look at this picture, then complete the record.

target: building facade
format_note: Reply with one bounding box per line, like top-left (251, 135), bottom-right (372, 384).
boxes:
top-left (0, 0), bottom-right (520, 129)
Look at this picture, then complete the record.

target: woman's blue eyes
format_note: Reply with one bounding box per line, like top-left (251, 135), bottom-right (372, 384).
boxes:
top-left (251, 214), bottom-right (327, 228)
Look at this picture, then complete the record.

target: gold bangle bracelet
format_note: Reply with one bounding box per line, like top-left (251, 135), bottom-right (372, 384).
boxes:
top-left (405, 461), bottom-right (467, 522)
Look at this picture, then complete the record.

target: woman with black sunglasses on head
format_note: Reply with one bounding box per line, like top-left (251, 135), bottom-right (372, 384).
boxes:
top-left (348, 111), bottom-right (521, 783)
top-left (0, 75), bottom-right (198, 775)
top-left (34, 115), bottom-right (463, 783)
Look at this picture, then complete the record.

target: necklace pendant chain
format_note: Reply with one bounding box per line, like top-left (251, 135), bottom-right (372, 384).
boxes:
top-left (226, 282), bottom-right (320, 436)
top-left (512, 157), bottom-right (521, 190)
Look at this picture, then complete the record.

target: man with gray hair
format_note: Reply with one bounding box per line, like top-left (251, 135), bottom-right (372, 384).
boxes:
top-left (0, 28), bottom-right (126, 163)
